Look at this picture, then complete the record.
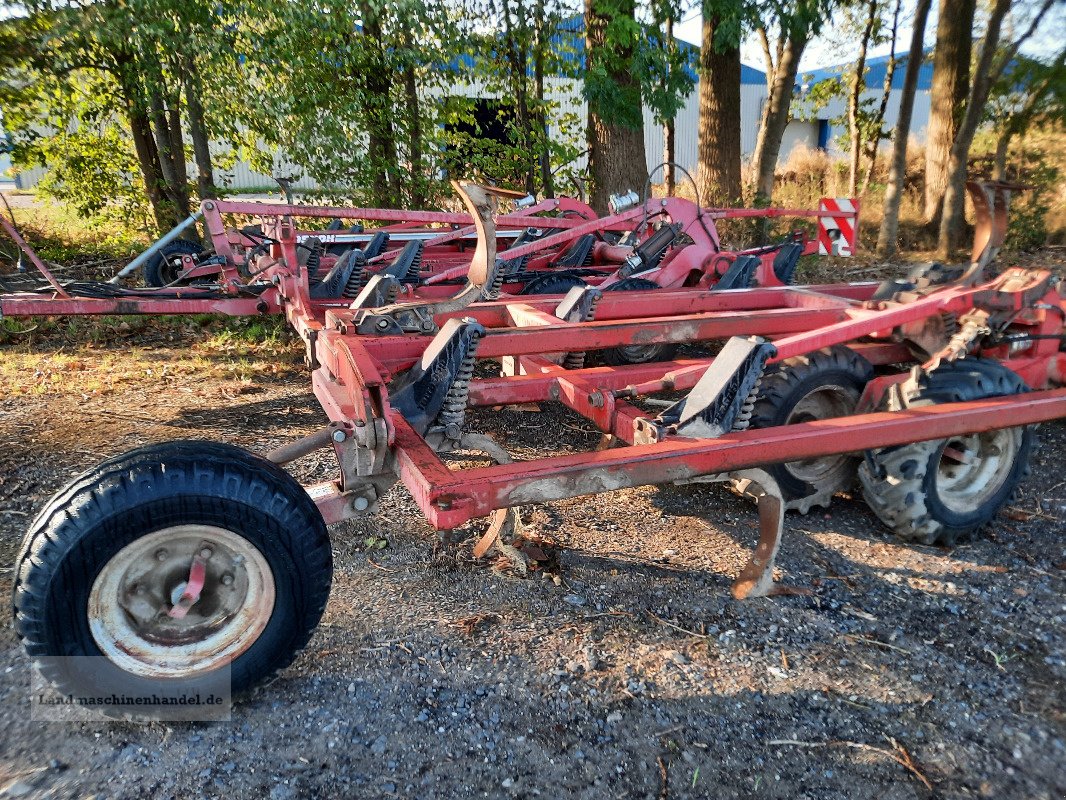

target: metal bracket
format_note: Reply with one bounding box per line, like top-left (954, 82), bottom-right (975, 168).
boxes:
top-left (654, 336), bottom-right (776, 440)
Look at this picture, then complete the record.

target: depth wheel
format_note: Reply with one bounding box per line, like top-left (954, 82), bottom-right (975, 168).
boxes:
top-left (859, 360), bottom-right (1034, 546)
top-left (144, 239), bottom-right (205, 287)
top-left (737, 346), bottom-right (873, 512)
top-left (601, 277), bottom-right (679, 366)
top-left (518, 272), bottom-right (587, 296)
top-left (13, 440), bottom-right (332, 699)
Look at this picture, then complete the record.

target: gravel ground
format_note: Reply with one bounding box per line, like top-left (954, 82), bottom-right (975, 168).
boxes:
top-left (0, 270), bottom-right (1064, 798)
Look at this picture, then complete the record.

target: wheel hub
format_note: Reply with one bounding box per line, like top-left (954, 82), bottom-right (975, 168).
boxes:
top-left (88, 525), bottom-right (275, 678)
top-left (935, 428), bottom-right (1021, 514)
top-left (783, 384), bottom-right (860, 485)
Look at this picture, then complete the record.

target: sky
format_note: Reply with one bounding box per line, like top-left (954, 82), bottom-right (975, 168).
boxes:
top-left (671, 0), bottom-right (1064, 76)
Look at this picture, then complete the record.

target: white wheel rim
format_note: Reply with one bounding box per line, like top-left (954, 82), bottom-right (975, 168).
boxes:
top-left (935, 428), bottom-right (1022, 514)
top-left (88, 525), bottom-right (275, 679)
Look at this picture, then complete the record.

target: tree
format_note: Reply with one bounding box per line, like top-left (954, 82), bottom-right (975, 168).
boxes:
top-left (696, 0), bottom-right (746, 205)
top-left (985, 47), bottom-right (1066, 180)
top-left (859, 0), bottom-right (902, 196)
top-left (584, 0), bottom-right (693, 211)
top-left (750, 0), bottom-right (829, 203)
top-left (937, 0), bottom-right (1058, 255)
top-left (876, 0), bottom-right (932, 256)
top-left (923, 0), bottom-right (977, 226)
top-left (846, 0), bottom-right (877, 196)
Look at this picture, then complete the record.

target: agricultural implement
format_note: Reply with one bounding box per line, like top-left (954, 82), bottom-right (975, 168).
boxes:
top-left (2, 179), bottom-right (1064, 703)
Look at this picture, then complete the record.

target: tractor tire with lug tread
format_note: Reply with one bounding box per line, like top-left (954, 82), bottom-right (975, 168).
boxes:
top-left (601, 277), bottom-right (679, 366)
top-left (859, 359), bottom-right (1035, 546)
top-left (518, 272), bottom-right (588, 296)
top-left (144, 239), bottom-right (205, 287)
top-left (13, 440), bottom-right (332, 702)
top-left (736, 345), bottom-right (873, 513)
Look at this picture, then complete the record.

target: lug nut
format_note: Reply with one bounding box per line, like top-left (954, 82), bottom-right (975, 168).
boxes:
top-left (199, 547), bottom-right (213, 559)
top-left (155, 548), bottom-right (169, 561)
top-left (220, 573), bottom-right (234, 586)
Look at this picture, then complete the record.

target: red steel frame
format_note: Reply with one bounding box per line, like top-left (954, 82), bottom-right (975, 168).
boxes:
top-left (2, 183), bottom-right (1064, 594)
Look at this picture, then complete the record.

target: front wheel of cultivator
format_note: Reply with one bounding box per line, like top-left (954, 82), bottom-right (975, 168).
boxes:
top-left (13, 441), bottom-right (332, 700)
top-left (144, 239), bottom-right (206, 287)
top-left (601, 278), bottom-right (680, 366)
top-left (735, 346), bottom-right (873, 512)
top-left (859, 360), bottom-right (1035, 546)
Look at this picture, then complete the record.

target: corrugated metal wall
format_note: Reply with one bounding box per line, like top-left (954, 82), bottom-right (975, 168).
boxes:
top-left (14, 81), bottom-right (934, 193)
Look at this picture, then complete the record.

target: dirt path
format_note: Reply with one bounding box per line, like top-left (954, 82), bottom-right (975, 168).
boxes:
top-left (0, 322), bottom-right (1063, 800)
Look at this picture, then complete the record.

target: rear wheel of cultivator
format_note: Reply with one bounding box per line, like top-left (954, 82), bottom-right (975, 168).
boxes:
top-left (144, 239), bottom-right (206, 287)
top-left (735, 346), bottom-right (873, 512)
top-left (601, 278), bottom-right (679, 366)
top-left (859, 359), bottom-right (1034, 546)
top-left (13, 441), bottom-right (332, 700)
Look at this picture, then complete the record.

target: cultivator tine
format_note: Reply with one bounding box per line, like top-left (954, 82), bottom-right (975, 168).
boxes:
top-left (555, 285), bottom-right (602, 369)
top-left (965, 180), bottom-right (1027, 282)
top-left (352, 181), bottom-right (526, 335)
top-left (350, 274), bottom-right (400, 310)
top-left (655, 336), bottom-right (777, 439)
top-left (728, 469), bottom-right (785, 599)
top-left (388, 317), bottom-right (485, 438)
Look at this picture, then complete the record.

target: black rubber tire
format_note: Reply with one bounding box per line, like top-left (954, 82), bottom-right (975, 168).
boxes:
top-left (13, 440), bottom-right (332, 701)
top-left (859, 360), bottom-right (1035, 546)
top-left (518, 273), bottom-right (587, 296)
top-left (601, 277), bottom-right (679, 366)
top-left (740, 346), bottom-right (873, 512)
top-left (144, 239), bottom-right (205, 287)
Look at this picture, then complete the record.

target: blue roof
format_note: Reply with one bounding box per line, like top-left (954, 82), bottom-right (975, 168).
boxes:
top-left (449, 14), bottom-right (765, 85)
top-left (800, 49), bottom-right (934, 92)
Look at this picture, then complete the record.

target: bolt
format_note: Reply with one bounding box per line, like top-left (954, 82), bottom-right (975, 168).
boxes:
top-left (220, 573), bottom-right (234, 586)
top-left (199, 547), bottom-right (213, 559)
top-left (352, 497), bottom-right (370, 512)
top-left (155, 548), bottom-right (169, 561)
top-left (332, 429), bottom-right (347, 443)
top-left (377, 319), bottom-right (390, 329)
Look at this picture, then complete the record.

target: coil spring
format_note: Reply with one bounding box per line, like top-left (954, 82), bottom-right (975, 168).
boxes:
top-left (305, 241), bottom-right (323, 282)
top-left (437, 330), bottom-right (483, 429)
top-left (342, 253), bottom-right (367, 298)
top-left (562, 292), bottom-right (599, 370)
top-left (731, 377), bottom-right (762, 432)
top-left (407, 245), bottom-right (423, 283)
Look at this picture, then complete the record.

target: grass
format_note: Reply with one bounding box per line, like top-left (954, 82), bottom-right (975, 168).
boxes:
top-left (0, 314), bottom-right (301, 397)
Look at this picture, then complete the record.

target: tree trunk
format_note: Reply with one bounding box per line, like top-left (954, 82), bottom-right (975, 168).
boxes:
top-left (402, 59), bottom-right (424, 206)
top-left (361, 3), bottom-right (399, 207)
top-left (149, 91), bottom-right (186, 226)
top-left (662, 11), bottom-right (676, 195)
top-left (696, 14), bottom-right (742, 206)
top-left (585, 0), bottom-right (648, 213)
top-left (876, 0), bottom-right (932, 256)
top-left (937, 0), bottom-right (1055, 256)
top-left (182, 55), bottom-right (216, 201)
top-left (126, 105), bottom-right (170, 232)
top-left (860, 0), bottom-right (902, 195)
top-left (750, 30), bottom-right (807, 203)
top-left (992, 130), bottom-right (1011, 181)
top-left (537, 0), bottom-right (554, 199)
top-left (923, 0), bottom-right (976, 225)
top-left (848, 0), bottom-right (878, 196)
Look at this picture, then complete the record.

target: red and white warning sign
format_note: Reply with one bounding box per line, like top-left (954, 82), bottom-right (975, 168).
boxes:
top-left (817, 198), bottom-right (859, 256)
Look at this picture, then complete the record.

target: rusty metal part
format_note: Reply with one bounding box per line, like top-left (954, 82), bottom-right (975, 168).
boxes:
top-left (965, 180), bottom-right (1028, 282)
top-left (88, 525), bottom-right (275, 678)
top-left (728, 469), bottom-right (786, 599)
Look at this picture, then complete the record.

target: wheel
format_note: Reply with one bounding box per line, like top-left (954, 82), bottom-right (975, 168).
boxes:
top-left (13, 440), bottom-right (332, 703)
top-left (859, 359), bottom-right (1035, 546)
top-left (144, 239), bottom-right (206, 287)
top-left (518, 272), bottom-right (587, 295)
top-left (601, 277), bottom-right (679, 366)
top-left (737, 346), bottom-right (873, 512)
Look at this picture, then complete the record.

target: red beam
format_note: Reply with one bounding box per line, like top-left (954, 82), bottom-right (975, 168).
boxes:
top-left (394, 388), bottom-right (1066, 528)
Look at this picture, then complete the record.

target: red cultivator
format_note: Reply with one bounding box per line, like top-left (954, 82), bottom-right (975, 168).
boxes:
top-left (3, 180), bottom-right (1063, 702)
